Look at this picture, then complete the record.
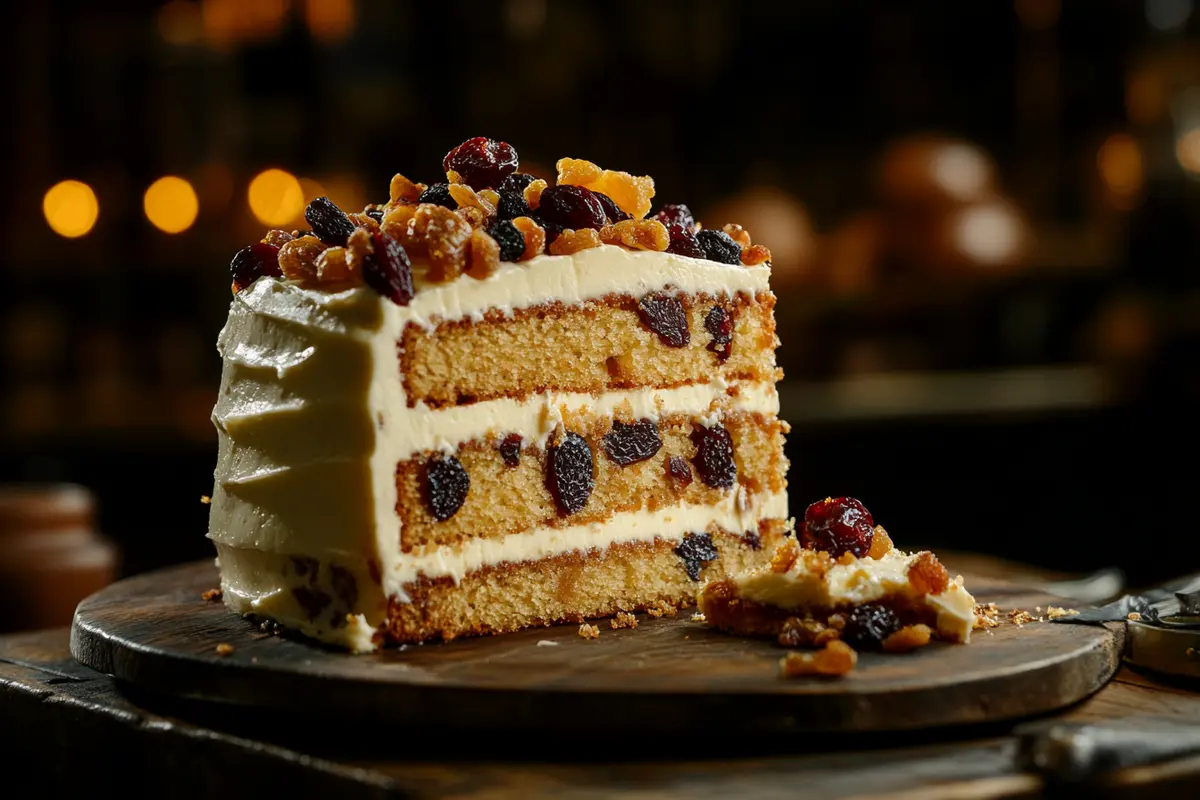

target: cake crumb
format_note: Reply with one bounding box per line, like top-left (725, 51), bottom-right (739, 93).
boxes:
top-left (610, 612), bottom-right (638, 630)
top-left (201, 588), bottom-right (223, 602)
top-left (779, 640), bottom-right (858, 678)
top-left (646, 602), bottom-right (677, 618)
top-left (973, 602), bottom-right (1001, 629)
top-left (1047, 606), bottom-right (1078, 619)
top-left (536, 640), bottom-right (559, 647)
top-left (1009, 609), bottom-right (1039, 626)
top-left (1127, 612), bottom-right (1142, 621)
top-left (215, 643), bottom-right (234, 657)
top-left (691, 612), bottom-right (707, 623)
top-left (578, 623), bottom-right (600, 640)
top-left (200, 495), bottom-right (211, 504)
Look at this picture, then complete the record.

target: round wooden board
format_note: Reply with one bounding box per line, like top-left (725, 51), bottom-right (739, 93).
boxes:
top-left (71, 561), bottom-right (1122, 735)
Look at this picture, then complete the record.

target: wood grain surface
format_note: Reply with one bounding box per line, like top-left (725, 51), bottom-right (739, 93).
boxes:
top-left (69, 560), bottom-right (1123, 735)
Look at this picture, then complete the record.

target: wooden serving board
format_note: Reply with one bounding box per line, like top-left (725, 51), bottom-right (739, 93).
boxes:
top-left (70, 561), bottom-right (1123, 735)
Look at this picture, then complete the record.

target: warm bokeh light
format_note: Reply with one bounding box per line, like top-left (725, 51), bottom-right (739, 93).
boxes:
top-left (322, 175), bottom-right (367, 217)
top-left (305, 0), bottom-right (356, 43)
top-left (705, 186), bottom-right (816, 287)
top-left (1175, 128), bottom-right (1200, 174)
top-left (1126, 65), bottom-right (1166, 125)
top-left (248, 168), bottom-right (305, 226)
top-left (879, 136), bottom-right (996, 207)
top-left (157, 0), bottom-right (203, 45)
top-left (950, 199), bottom-right (1028, 267)
top-left (144, 176), bottom-right (199, 234)
top-left (1014, 0), bottom-right (1061, 30)
top-left (43, 180), bottom-right (99, 239)
top-left (1097, 134), bottom-right (1144, 209)
top-left (201, 0), bottom-right (288, 47)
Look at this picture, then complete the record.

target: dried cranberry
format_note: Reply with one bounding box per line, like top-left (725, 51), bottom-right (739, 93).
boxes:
top-left (546, 432), bottom-right (594, 515)
top-left (230, 243), bottom-right (282, 292)
top-left (665, 224), bottom-right (706, 259)
top-left (418, 183), bottom-right (457, 210)
top-left (487, 220), bottom-right (526, 264)
top-left (675, 532), bottom-right (718, 580)
top-left (305, 196), bottom-right (356, 246)
top-left (842, 603), bottom-right (901, 650)
top-left (637, 291), bottom-right (690, 348)
top-left (802, 497), bottom-right (875, 558)
top-left (704, 306), bottom-right (734, 361)
top-left (499, 433), bottom-right (522, 467)
top-left (654, 204), bottom-right (695, 231)
top-left (602, 419), bottom-right (662, 466)
top-left (364, 232), bottom-right (415, 306)
top-left (593, 191), bottom-right (631, 223)
top-left (696, 229), bottom-right (742, 265)
top-left (535, 185), bottom-right (607, 231)
top-left (499, 172), bottom-right (536, 194)
top-left (667, 456), bottom-right (693, 489)
top-left (496, 190), bottom-right (532, 221)
top-left (442, 137), bottom-right (519, 189)
top-left (423, 454), bottom-right (470, 521)
top-left (691, 424), bottom-right (736, 489)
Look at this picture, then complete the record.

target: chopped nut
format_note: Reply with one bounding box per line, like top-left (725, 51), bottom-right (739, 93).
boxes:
top-left (548, 228), bottom-right (603, 256)
top-left (344, 227), bottom-right (373, 276)
top-left (779, 640), bottom-right (858, 678)
top-left (511, 216), bottom-right (547, 261)
top-left (740, 244), bottom-right (772, 266)
top-left (456, 206), bottom-right (488, 229)
top-left (555, 157), bottom-right (655, 219)
top-left (882, 624), bottom-right (933, 653)
top-left (466, 228), bottom-right (501, 280)
top-left (389, 203), bottom-right (473, 282)
top-left (1009, 609), bottom-right (1038, 626)
top-left (347, 212), bottom-right (380, 233)
top-left (722, 223), bottom-right (751, 247)
top-left (578, 623), bottom-right (600, 639)
top-left (215, 643), bottom-right (234, 657)
top-left (524, 179), bottom-right (548, 210)
top-left (867, 526), bottom-right (893, 559)
top-left (262, 229), bottom-right (294, 248)
top-left (1047, 606), bottom-right (1079, 620)
top-left (278, 236), bottom-right (325, 282)
top-left (602, 218), bottom-right (669, 251)
top-left (610, 611), bottom-right (638, 630)
top-left (389, 173), bottom-right (423, 204)
top-left (777, 617), bottom-right (830, 648)
top-left (974, 602), bottom-right (1002, 629)
top-left (907, 551), bottom-right (950, 596)
top-left (315, 246), bottom-right (356, 284)
top-left (201, 588), bottom-right (223, 602)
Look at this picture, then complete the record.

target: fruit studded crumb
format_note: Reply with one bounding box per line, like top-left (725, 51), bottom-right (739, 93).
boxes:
top-left (578, 623), bottom-right (600, 639)
top-left (215, 643), bottom-right (234, 657)
top-left (1127, 612), bottom-right (1142, 621)
top-left (779, 640), bottom-right (858, 678)
top-left (646, 602), bottom-right (678, 618)
top-left (1047, 606), bottom-right (1079, 619)
top-left (691, 612), bottom-right (707, 623)
top-left (201, 588), bottom-right (223, 602)
top-left (610, 611), bottom-right (638, 630)
top-left (974, 602), bottom-right (1001, 629)
top-left (536, 640), bottom-right (559, 647)
top-left (882, 624), bottom-right (933, 653)
top-left (1009, 609), bottom-right (1040, 626)
top-left (200, 495), bottom-right (211, 505)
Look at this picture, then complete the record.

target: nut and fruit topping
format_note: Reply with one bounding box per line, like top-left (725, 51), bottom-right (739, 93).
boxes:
top-left (417, 183), bottom-right (457, 210)
top-left (536, 185), bottom-right (608, 233)
top-left (654, 203), bottom-right (696, 231)
top-left (600, 218), bottom-right (669, 251)
top-left (230, 242), bottom-right (282, 293)
top-left (696, 229), bottom-right (742, 265)
top-left (841, 603), bottom-right (902, 651)
top-left (665, 223), bottom-right (707, 259)
top-left (556, 157), bottom-right (655, 219)
top-left (487, 220), bottom-right (526, 263)
top-left (362, 231), bottom-right (415, 306)
top-left (779, 640), bottom-right (858, 678)
top-left (548, 227), bottom-right (603, 256)
top-left (801, 496), bottom-right (875, 558)
top-left (443, 137), bottom-right (519, 189)
top-left (511, 216), bottom-right (547, 261)
top-left (305, 196), bottom-right (356, 246)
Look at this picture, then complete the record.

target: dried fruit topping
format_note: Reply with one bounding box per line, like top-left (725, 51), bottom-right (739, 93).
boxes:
top-left (488, 220), bottom-right (526, 262)
top-left (387, 203), bottom-right (473, 283)
top-left (523, 179), bottom-right (548, 211)
top-left (442, 137), bottom-right (519, 189)
top-left (365, 208), bottom-right (385, 223)
top-left (882, 624), bottom-right (933, 654)
top-left (423, 454), bottom-right (470, 521)
top-left (499, 433), bottom-right (522, 467)
top-left (654, 204), bottom-right (695, 231)
top-left (841, 603), bottom-right (902, 651)
top-left (555, 157), bottom-right (655, 219)
top-left (363, 231), bottom-right (414, 306)
top-left (667, 456), bottom-right (693, 489)
top-left (499, 172), bottom-right (536, 194)
top-left (511, 216), bottom-right (547, 261)
top-left (802, 497), bottom-right (875, 559)
top-left (262, 229), bottom-right (294, 248)
top-left (675, 532), bottom-right (718, 580)
top-left (449, 183), bottom-right (497, 218)
top-left (665, 223), bottom-right (707, 259)
top-left (389, 173), bottom-right (423, 204)
top-left (230, 242), bottom-right (282, 292)
top-left (740, 244), bottom-right (772, 266)
top-left (637, 291), bottom-right (690, 348)
top-left (456, 206), bottom-right (488, 230)
top-left (691, 424), bottom-right (737, 489)
top-left (704, 305), bottom-right (734, 361)
top-left (721, 223), bottom-right (752, 247)
top-left (907, 552), bottom-right (950, 596)
top-left (277, 236), bottom-right (324, 282)
top-left (304, 196), bottom-right (356, 247)
top-left (546, 431), bottom-right (594, 515)
top-left (417, 183), bottom-right (457, 210)
top-left (548, 227), bottom-right (603, 256)
top-left (600, 219), bottom-right (669, 251)
top-left (496, 189), bottom-right (533, 221)
top-left (602, 419), bottom-right (662, 466)
top-left (315, 246), bottom-right (354, 283)
top-left (779, 640), bottom-right (858, 678)
top-left (867, 526), bottom-right (894, 559)
top-left (696, 229), bottom-right (742, 265)
top-left (536, 185), bottom-right (607, 232)
top-left (594, 191), bottom-right (631, 223)
top-left (466, 227), bottom-right (500, 279)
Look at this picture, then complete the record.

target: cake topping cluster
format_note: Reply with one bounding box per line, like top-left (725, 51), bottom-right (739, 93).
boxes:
top-left (228, 137), bottom-right (773, 304)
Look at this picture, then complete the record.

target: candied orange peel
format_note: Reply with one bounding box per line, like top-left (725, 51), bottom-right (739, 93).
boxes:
top-left (555, 157), bottom-right (655, 219)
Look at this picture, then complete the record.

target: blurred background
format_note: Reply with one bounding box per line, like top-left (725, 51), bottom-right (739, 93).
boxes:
top-left (3, 0), bottom-right (1200, 628)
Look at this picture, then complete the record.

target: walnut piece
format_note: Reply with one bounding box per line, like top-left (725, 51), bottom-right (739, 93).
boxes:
top-left (278, 236), bottom-right (325, 282)
top-left (740, 244), bottom-right (772, 266)
top-left (549, 228), bottom-right (603, 256)
top-left (466, 228), bottom-right (500, 280)
top-left (722, 223), bottom-right (751, 247)
top-left (600, 219), bottom-right (669, 251)
top-left (511, 216), bottom-right (547, 260)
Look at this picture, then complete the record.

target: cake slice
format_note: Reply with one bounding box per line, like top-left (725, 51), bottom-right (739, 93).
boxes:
top-left (207, 137), bottom-right (789, 651)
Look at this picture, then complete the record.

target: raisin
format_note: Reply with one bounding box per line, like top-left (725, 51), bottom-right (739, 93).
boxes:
top-left (704, 305), bottom-right (734, 361)
top-left (665, 223), bottom-right (707, 259)
top-left (418, 183), bottom-right (458, 210)
top-left (499, 172), bottom-right (536, 194)
top-left (842, 603), bottom-right (902, 651)
top-left (304, 196), bottom-right (356, 247)
top-left (442, 136), bottom-right (519, 189)
top-left (696, 229), bottom-right (742, 265)
top-left (487, 220), bottom-right (526, 262)
top-left (546, 431), bottom-right (594, 515)
top-left (594, 191), bottom-right (631, 223)
top-left (536, 185), bottom-right (607, 231)
top-left (602, 419), bottom-right (662, 466)
top-left (654, 203), bottom-right (695, 231)
top-left (691, 424), bottom-right (737, 489)
top-left (667, 456), bottom-right (693, 489)
top-left (802, 496), bottom-right (875, 559)
top-left (637, 291), bottom-right (690, 348)
top-left (363, 232), bottom-right (415, 306)
top-left (675, 532), bottom-right (718, 580)
top-left (230, 242), bottom-right (282, 292)
top-left (499, 433), bottom-right (522, 467)
top-left (423, 454), bottom-right (470, 521)
top-left (496, 189), bottom-right (533, 221)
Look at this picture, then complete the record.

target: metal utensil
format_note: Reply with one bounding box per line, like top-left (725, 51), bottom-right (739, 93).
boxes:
top-left (1016, 717), bottom-right (1200, 783)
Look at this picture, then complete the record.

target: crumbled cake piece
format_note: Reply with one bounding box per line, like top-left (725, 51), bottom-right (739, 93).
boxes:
top-left (610, 611), bottom-right (638, 630)
top-left (215, 643), bottom-right (234, 657)
top-left (578, 623), bottom-right (600, 639)
top-left (1047, 606), bottom-right (1079, 620)
top-left (1127, 612), bottom-right (1143, 622)
top-left (690, 612), bottom-right (707, 623)
top-left (974, 602), bottom-right (1002, 629)
top-left (779, 640), bottom-right (858, 678)
top-left (201, 588), bottom-right (223, 602)
top-left (200, 495), bottom-right (211, 505)
top-left (1009, 609), bottom-right (1039, 626)
top-left (646, 602), bottom-right (678, 618)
